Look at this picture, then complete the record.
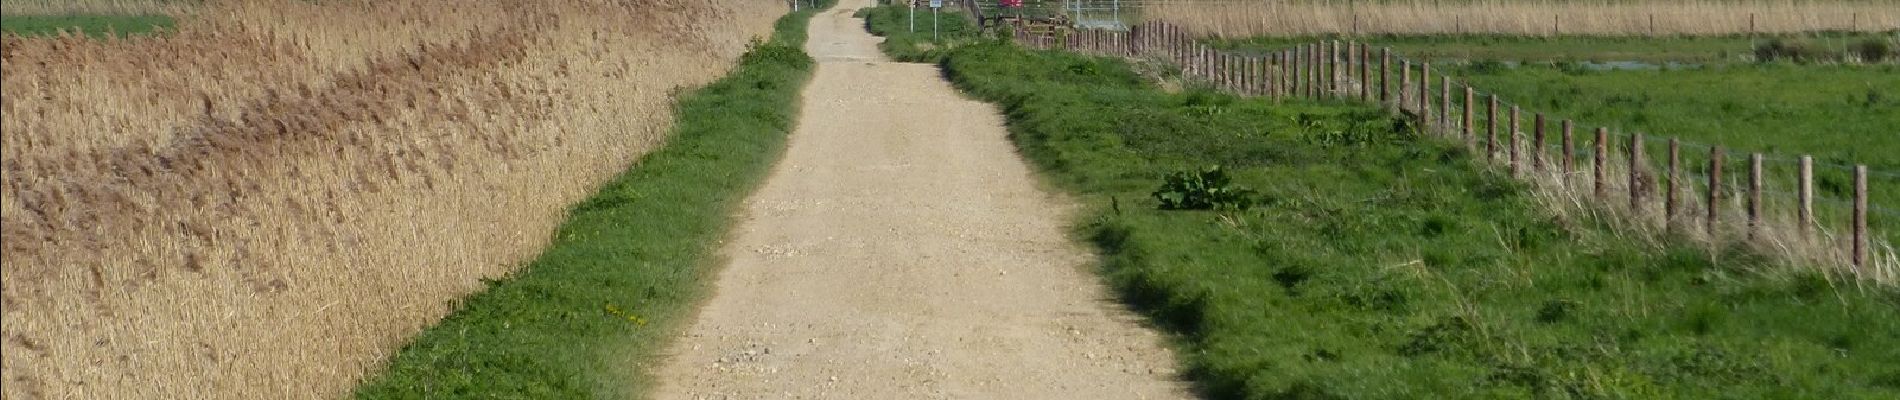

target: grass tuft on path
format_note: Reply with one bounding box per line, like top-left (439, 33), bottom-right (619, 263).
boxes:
top-left (869, 8), bottom-right (1900, 399)
top-left (352, 2), bottom-right (830, 398)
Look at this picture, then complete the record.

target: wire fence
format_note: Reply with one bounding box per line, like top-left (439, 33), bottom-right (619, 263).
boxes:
top-left (1001, 18), bottom-right (1895, 282)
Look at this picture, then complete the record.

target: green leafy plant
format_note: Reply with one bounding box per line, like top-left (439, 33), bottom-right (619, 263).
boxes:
top-left (1152, 166), bottom-right (1258, 210)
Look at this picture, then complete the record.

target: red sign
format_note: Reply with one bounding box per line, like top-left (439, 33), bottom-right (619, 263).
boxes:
top-left (1000, 0), bottom-right (1023, 7)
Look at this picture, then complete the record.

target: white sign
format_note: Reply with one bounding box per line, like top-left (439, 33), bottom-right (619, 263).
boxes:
top-left (929, 0), bottom-right (942, 8)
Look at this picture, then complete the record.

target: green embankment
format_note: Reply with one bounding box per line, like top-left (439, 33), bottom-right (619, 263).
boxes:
top-left (0, 14), bottom-right (173, 37)
top-left (353, 2), bottom-right (830, 398)
top-left (870, 7), bottom-right (1900, 399)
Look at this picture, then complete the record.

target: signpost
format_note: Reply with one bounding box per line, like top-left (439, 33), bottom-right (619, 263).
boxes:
top-left (930, 0), bottom-right (942, 41)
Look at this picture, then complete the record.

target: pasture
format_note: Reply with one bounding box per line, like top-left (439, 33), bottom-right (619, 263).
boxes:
top-left (1212, 32), bottom-right (1900, 63)
top-left (1148, 0), bottom-right (1900, 37)
top-left (1210, 29), bottom-right (1900, 249)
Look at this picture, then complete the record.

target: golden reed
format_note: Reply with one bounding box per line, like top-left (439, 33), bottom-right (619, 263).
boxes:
top-left (1, 0), bottom-right (783, 398)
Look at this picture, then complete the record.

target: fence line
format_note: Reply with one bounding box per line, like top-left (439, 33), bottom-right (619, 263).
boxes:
top-left (1001, 19), bottom-right (1892, 282)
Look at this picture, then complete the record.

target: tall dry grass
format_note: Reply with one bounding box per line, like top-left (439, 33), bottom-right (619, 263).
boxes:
top-left (1144, 0), bottom-right (1900, 37)
top-left (0, 0), bottom-right (783, 398)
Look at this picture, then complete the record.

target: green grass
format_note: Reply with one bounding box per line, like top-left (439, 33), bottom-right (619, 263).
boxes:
top-left (351, 2), bottom-right (830, 398)
top-left (858, 4), bottom-right (979, 62)
top-left (1218, 32), bottom-right (1900, 248)
top-left (0, 14), bottom-right (173, 37)
top-left (1445, 62), bottom-right (1900, 244)
top-left (871, 7), bottom-right (1900, 399)
top-left (1213, 32), bottom-right (1899, 63)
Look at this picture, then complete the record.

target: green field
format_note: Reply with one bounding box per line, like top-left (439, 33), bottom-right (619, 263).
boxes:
top-left (1446, 63), bottom-right (1900, 243)
top-left (352, 1), bottom-right (829, 397)
top-left (0, 14), bottom-right (173, 36)
top-left (1213, 32), bottom-right (1899, 63)
top-left (1216, 32), bottom-right (1900, 249)
top-left (873, 7), bottom-right (1900, 399)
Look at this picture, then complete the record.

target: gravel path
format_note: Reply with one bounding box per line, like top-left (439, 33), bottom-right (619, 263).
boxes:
top-left (651, 2), bottom-right (1190, 398)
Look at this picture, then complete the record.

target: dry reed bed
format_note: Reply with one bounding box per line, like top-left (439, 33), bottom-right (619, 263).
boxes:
top-left (0, 0), bottom-right (781, 398)
top-left (1144, 0), bottom-right (1900, 37)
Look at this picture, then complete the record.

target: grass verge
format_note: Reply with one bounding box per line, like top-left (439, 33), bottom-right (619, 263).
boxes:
top-left (872, 9), bottom-right (1900, 398)
top-left (0, 14), bottom-right (173, 37)
top-left (351, 2), bottom-right (828, 398)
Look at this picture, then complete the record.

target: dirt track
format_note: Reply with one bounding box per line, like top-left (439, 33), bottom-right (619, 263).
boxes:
top-left (651, 1), bottom-right (1190, 399)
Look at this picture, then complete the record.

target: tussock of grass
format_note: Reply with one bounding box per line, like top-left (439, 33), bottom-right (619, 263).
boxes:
top-left (352, 2), bottom-right (829, 398)
top-left (871, 12), bottom-right (1900, 398)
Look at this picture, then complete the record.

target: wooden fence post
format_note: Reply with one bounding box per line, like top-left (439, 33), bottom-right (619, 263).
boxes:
top-left (1246, 55), bottom-right (1261, 96)
top-left (1799, 155), bottom-right (1813, 234)
top-left (1749, 153), bottom-right (1763, 240)
top-left (1276, 51), bottom-right (1287, 99)
top-left (1287, 50), bottom-right (1296, 99)
top-left (1379, 47), bottom-right (1391, 104)
top-left (1304, 44), bottom-right (1313, 97)
top-left (1709, 147), bottom-right (1725, 237)
top-left (1322, 40), bottom-right (1337, 97)
top-left (1562, 120), bottom-right (1575, 173)
top-left (1486, 95), bottom-right (1499, 160)
top-left (1398, 60), bottom-right (1412, 113)
top-left (1440, 77), bottom-right (1451, 131)
top-left (1420, 63), bottom-right (1433, 129)
top-left (1667, 139), bottom-right (1681, 228)
top-left (1632, 133), bottom-right (1648, 213)
top-left (1854, 165), bottom-right (1868, 269)
top-left (1295, 46), bottom-right (1306, 96)
top-left (1313, 43), bottom-right (1323, 98)
top-left (1323, 40), bottom-right (1334, 96)
top-left (1345, 40), bottom-right (1356, 90)
top-left (1532, 113), bottom-right (1546, 172)
top-left (1231, 53), bottom-right (1242, 92)
top-left (1245, 56), bottom-right (1257, 96)
top-left (1292, 46), bottom-right (1303, 97)
top-left (1360, 44), bottom-right (1372, 101)
top-left (1220, 52), bottom-right (1231, 91)
top-left (1594, 128), bottom-right (1609, 199)
top-left (1327, 41), bottom-right (1338, 97)
top-left (1463, 86), bottom-right (1475, 152)
top-left (1170, 24), bottom-right (1179, 62)
top-left (1202, 45), bottom-right (1213, 81)
top-left (1509, 106), bottom-right (1521, 176)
